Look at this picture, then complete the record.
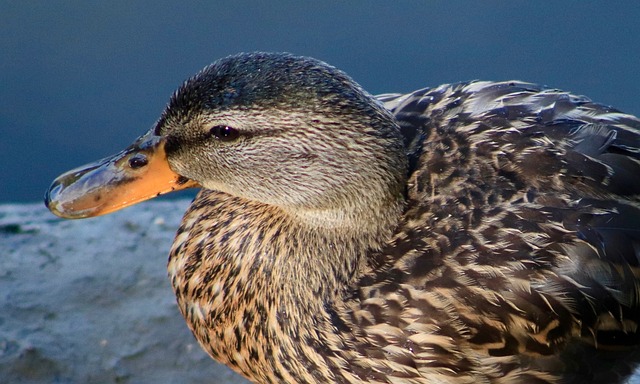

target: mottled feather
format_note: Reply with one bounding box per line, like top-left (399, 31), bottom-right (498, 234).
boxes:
top-left (160, 55), bottom-right (640, 384)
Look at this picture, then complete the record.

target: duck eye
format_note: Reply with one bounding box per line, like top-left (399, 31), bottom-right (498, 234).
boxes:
top-left (209, 125), bottom-right (239, 142)
top-left (128, 154), bottom-right (148, 169)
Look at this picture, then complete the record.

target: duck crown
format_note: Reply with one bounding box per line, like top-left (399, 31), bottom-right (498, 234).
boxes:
top-left (159, 52), bottom-right (389, 127)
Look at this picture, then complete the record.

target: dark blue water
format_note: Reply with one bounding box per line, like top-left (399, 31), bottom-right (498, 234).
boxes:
top-left (2, 2), bottom-right (639, 202)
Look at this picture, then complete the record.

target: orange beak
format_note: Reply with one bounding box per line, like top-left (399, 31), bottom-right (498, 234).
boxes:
top-left (45, 129), bottom-right (199, 219)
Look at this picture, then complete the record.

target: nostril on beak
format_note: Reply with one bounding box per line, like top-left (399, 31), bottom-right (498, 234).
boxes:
top-left (128, 154), bottom-right (149, 169)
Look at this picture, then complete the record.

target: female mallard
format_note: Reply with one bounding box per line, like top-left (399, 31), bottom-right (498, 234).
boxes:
top-left (45, 52), bottom-right (640, 383)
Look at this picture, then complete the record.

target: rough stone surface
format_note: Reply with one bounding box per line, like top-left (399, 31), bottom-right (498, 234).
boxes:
top-left (1, 200), bottom-right (639, 384)
top-left (0, 200), bottom-right (248, 384)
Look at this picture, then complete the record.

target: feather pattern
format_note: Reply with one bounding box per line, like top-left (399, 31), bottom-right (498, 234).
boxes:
top-left (154, 56), bottom-right (640, 383)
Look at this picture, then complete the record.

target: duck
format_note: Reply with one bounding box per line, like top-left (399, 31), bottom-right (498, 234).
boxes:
top-left (45, 52), bottom-right (640, 383)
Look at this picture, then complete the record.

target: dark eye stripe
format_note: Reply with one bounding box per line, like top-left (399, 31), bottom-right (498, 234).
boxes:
top-left (210, 125), bottom-right (240, 142)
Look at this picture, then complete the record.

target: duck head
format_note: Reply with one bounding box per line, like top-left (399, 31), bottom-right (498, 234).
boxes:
top-left (45, 52), bottom-right (407, 232)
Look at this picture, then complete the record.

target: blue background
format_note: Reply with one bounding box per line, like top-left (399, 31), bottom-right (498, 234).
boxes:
top-left (2, 1), bottom-right (639, 202)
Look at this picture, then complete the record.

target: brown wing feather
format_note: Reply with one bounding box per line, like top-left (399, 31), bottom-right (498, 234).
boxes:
top-left (332, 82), bottom-right (640, 382)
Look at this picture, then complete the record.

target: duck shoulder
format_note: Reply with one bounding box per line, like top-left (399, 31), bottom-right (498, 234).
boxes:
top-left (322, 81), bottom-right (640, 383)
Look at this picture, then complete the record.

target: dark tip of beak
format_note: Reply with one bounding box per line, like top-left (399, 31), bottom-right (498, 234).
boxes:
top-left (43, 181), bottom-right (57, 208)
top-left (44, 177), bottom-right (68, 217)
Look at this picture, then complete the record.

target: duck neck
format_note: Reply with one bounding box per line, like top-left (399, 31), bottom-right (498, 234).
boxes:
top-left (168, 188), bottom-right (404, 382)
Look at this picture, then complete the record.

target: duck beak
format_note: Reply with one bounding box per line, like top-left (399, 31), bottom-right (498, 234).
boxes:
top-left (45, 129), bottom-right (199, 219)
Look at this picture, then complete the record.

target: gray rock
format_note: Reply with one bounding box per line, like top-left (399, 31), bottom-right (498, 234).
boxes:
top-left (0, 200), bottom-right (248, 384)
